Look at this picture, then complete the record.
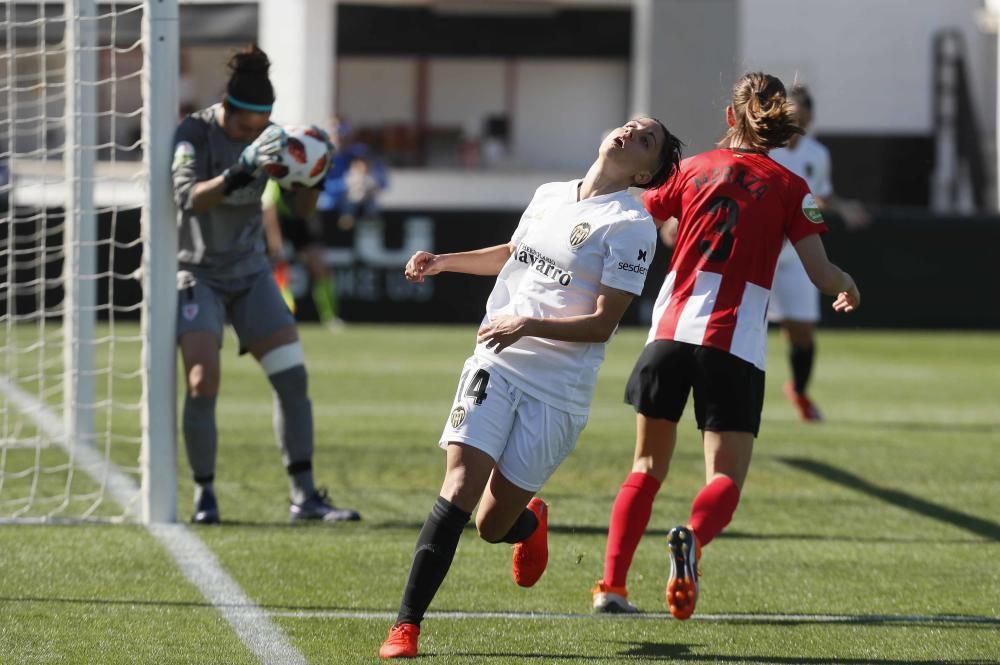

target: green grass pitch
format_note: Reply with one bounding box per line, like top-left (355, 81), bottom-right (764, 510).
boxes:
top-left (1, 325), bottom-right (998, 663)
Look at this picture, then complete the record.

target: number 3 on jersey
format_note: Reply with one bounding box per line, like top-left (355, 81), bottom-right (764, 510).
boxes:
top-left (698, 195), bottom-right (740, 262)
top-left (464, 369), bottom-right (490, 405)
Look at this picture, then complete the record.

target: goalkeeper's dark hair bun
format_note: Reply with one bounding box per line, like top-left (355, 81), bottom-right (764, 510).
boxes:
top-left (224, 44), bottom-right (275, 110)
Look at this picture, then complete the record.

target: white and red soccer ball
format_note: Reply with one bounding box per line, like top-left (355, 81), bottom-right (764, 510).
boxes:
top-left (268, 125), bottom-right (332, 189)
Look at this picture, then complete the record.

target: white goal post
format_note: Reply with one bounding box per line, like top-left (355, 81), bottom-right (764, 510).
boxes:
top-left (0, 0), bottom-right (178, 523)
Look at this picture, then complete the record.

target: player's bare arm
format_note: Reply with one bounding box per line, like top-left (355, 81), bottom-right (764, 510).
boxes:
top-left (658, 217), bottom-right (679, 247)
top-left (478, 286), bottom-right (634, 353)
top-left (189, 174), bottom-right (229, 214)
top-left (820, 195), bottom-right (871, 230)
top-left (261, 202), bottom-right (284, 261)
top-left (404, 243), bottom-right (515, 282)
top-left (793, 234), bottom-right (860, 311)
top-left (292, 187), bottom-right (320, 219)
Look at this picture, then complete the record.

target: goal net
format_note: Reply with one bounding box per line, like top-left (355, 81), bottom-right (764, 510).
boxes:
top-left (0, 0), bottom-right (177, 522)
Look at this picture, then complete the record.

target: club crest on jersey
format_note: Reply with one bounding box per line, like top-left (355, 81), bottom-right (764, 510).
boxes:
top-left (802, 193), bottom-right (824, 224)
top-left (569, 222), bottom-right (591, 249)
top-left (182, 303), bottom-right (199, 321)
top-left (172, 141), bottom-right (195, 171)
top-left (450, 406), bottom-right (466, 429)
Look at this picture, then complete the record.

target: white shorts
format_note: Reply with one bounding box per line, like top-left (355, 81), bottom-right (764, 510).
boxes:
top-left (768, 242), bottom-right (820, 323)
top-left (439, 357), bottom-right (588, 492)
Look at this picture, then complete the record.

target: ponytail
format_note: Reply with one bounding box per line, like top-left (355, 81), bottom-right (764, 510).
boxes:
top-left (723, 72), bottom-right (802, 152)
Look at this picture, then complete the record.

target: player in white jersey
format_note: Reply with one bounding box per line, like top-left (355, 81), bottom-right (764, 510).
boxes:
top-left (378, 118), bottom-right (683, 659)
top-left (768, 84), bottom-right (869, 421)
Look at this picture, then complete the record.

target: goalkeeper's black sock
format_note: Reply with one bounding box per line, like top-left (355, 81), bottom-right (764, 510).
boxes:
top-left (790, 344), bottom-right (815, 395)
top-left (396, 496), bottom-right (470, 626)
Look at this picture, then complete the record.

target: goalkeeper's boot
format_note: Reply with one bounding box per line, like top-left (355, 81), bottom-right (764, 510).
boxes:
top-left (592, 581), bottom-right (639, 614)
top-left (511, 497), bottom-right (548, 587)
top-left (191, 489), bottom-right (220, 525)
top-left (378, 622), bottom-right (419, 659)
top-left (289, 489), bottom-right (361, 523)
top-left (665, 526), bottom-right (700, 620)
top-left (784, 381), bottom-right (822, 422)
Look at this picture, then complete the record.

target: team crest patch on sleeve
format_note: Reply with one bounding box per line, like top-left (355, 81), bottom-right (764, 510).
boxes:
top-left (802, 193), bottom-right (824, 223)
top-left (172, 141), bottom-right (195, 170)
top-left (569, 222), bottom-right (592, 249)
top-left (449, 405), bottom-right (467, 429)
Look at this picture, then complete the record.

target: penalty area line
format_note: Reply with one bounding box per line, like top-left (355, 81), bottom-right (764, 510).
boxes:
top-left (268, 609), bottom-right (1000, 626)
top-left (0, 376), bottom-right (307, 665)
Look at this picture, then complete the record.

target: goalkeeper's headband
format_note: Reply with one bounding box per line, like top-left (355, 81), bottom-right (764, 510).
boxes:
top-left (226, 95), bottom-right (273, 113)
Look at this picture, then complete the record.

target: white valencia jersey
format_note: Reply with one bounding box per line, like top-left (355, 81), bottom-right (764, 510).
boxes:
top-left (474, 180), bottom-right (657, 415)
top-left (769, 135), bottom-right (832, 198)
top-left (769, 134), bottom-right (833, 291)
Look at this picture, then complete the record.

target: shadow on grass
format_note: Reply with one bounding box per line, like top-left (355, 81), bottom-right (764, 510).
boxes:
top-left (781, 457), bottom-right (1000, 542)
top-left (809, 419), bottom-right (1000, 435)
top-left (363, 520), bottom-right (983, 544)
top-left (5, 597), bottom-right (998, 631)
top-left (613, 642), bottom-right (999, 664)
top-left (451, 645), bottom-right (695, 662)
top-left (455, 640), bottom-right (998, 663)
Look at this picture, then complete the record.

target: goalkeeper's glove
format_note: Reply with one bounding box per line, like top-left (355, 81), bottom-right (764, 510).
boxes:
top-left (222, 125), bottom-right (288, 194)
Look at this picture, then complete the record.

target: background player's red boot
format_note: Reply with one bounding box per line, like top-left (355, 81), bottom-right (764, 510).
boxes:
top-left (785, 381), bottom-right (822, 422)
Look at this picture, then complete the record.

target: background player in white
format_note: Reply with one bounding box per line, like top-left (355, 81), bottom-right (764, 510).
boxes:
top-left (768, 84), bottom-right (870, 421)
top-left (377, 117), bottom-right (683, 659)
top-left (172, 45), bottom-right (358, 524)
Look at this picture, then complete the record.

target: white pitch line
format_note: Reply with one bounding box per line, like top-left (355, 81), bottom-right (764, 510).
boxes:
top-left (0, 377), bottom-right (139, 516)
top-left (0, 376), bottom-right (306, 665)
top-left (268, 609), bottom-right (1000, 626)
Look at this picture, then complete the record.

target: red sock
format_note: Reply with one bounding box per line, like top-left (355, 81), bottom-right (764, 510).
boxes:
top-left (688, 476), bottom-right (741, 547)
top-left (602, 472), bottom-right (661, 589)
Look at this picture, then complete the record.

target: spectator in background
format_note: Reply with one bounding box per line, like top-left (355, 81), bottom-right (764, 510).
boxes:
top-left (317, 117), bottom-right (388, 232)
top-left (340, 157), bottom-right (382, 226)
top-left (767, 84), bottom-right (870, 422)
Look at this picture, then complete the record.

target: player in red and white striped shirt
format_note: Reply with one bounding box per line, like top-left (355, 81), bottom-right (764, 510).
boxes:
top-left (592, 73), bottom-right (860, 619)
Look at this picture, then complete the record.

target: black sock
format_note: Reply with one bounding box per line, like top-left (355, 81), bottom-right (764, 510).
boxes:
top-left (790, 344), bottom-right (815, 395)
top-left (492, 507), bottom-right (539, 544)
top-left (397, 496), bottom-right (471, 626)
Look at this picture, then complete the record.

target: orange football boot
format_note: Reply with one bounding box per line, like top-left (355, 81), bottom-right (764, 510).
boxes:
top-left (378, 623), bottom-right (420, 659)
top-left (592, 580), bottom-right (639, 614)
top-left (665, 526), bottom-right (701, 620)
top-left (512, 498), bottom-right (548, 587)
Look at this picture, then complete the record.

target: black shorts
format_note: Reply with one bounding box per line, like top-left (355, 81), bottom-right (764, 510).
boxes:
top-left (278, 215), bottom-right (322, 252)
top-left (624, 340), bottom-right (766, 436)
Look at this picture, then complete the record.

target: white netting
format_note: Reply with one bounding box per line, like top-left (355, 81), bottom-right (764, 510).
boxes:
top-left (0, 1), bottom-right (149, 521)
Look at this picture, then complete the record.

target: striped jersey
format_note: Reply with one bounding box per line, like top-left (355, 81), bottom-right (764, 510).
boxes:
top-left (640, 148), bottom-right (827, 370)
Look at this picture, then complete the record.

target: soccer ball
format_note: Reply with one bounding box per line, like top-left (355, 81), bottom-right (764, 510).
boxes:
top-left (268, 126), bottom-right (332, 189)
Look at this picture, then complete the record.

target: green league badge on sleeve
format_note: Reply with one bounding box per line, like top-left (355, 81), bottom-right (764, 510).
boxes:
top-left (172, 141), bottom-right (195, 171)
top-left (802, 193), bottom-right (824, 224)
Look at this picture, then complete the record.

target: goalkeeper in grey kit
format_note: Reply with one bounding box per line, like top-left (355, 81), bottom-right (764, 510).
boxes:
top-left (171, 44), bottom-right (359, 524)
